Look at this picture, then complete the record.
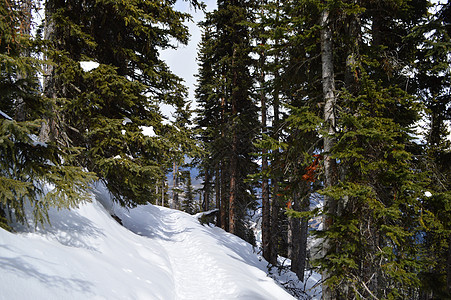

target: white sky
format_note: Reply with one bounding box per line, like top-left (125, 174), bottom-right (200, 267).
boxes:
top-left (160, 0), bottom-right (217, 107)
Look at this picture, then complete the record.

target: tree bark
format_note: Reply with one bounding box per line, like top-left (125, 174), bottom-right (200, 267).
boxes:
top-left (228, 47), bottom-right (239, 235)
top-left (204, 169), bottom-right (211, 211)
top-left (260, 46), bottom-right (271, 264)
top-left (447, 234), bottom-right (451, 295)
top-left (288, 184), bottom-right (309, 282)
top-left (320, 8), bottom-right (338, 300)
top-left (219, 92), bottom-right (228, 230)
top-left (228, 141), bottom-right (237, 235)
top-left (172, 162), bottom-right (179, 210)
top-left (215, 165), bottom-right (222, 227)
top-left (220, 160), bottom-right (228, 231)
top-left (269, 58), bottom-right (281, 267)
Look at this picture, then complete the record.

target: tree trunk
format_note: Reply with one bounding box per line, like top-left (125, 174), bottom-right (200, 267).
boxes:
top-left (289, 184), bottom-right (309, 282)
top-left (220, 161), bottom-right (228, 231)
top-left (219, 92), bottom-right (228, 231)
top-left (215, 165), bottom-right (222, 227)
top-left (288, 190), bottom-right (301, 276)
top-left (269, 51), bottom-right (281, 266)
top-left (172, 162), bottom-right (179, 210)
top-left (228, 142), bottom-right (237, 235)
top-left (162, 180), bottom-right (165, 207)
top-left (40, 3), bottom-right (56, 143)
top-left (260, 46), bottom-right (271, 264)
top-left (15, 0), bottom-right (33, 122)
top-left (447, 234), bottom-right (451, 295)
top-left (228, 47), bottom-right (239, 235)
top-left (204, 169), bottom-right (211, 211)
top-left (320, 8), bottom-right (338, 300)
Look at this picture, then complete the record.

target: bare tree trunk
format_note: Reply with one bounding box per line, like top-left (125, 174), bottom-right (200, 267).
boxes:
top-left (259, 45), bottom-right (271, 263)
top-left (299, 210), bottom-right (308, 282)
top-left (228, 48), bottom-right (239, 235)
top-left (15, 0), bottom-right (33, 122)
top-left (228, 141), bottom-right (237, 235)
top-left (269, 54), bottom-right (281, 267)
top-left (204, 170), bottom-right (211, 211)
top-left (289, 184), bottom-right (309, 282)
top-left (447, 234), bottom-right (451, 295)
top-left (162, 180), bottom-right (165, 207)
top-left (288, 190), bottom-right (301, 274)
top-left (172, 162), bottom-right (179, 210)
top-left (320, 8), bottom-right (338, 300)
top-left (220, 161), bottom-right (228, 231)
top-left (219, 92), bottom-right (228, 230)
top-left (215, 165), bottom-right (222, 227)
top-left (40, 3), bottom-right (56, 143)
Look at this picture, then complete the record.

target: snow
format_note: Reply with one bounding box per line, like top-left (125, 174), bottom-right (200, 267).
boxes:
top-left (140, 125), bottom-right (157, 137)
top-left (29, 134), bottom-right (48, 147)
top-left (122, 117), bottom-right (132, 125)
top-left (0, 109), bottom-right (13, 120)
top-left (0, 184), bottom-right (310, 300)
top-left (79, 61), bottom-right (100, 72)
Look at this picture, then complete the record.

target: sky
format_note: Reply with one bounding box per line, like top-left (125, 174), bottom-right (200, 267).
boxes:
top-left (160, 0), bottom-right (218, 108)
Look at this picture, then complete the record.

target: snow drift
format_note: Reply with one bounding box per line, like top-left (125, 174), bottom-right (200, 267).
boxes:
top-left (0, 184), bottom-right (299, 300)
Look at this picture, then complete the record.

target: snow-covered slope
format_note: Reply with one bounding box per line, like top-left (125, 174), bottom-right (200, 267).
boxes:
top-left (0, 187), bottom-right (298, 300)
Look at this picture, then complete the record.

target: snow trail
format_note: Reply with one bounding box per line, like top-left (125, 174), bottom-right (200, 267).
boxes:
top-left (157, 211), bottom-right (234, 299)
top-left (1, 196), bottom-right (297, 300)
top-left (119, 204), bottom-right (295, 300)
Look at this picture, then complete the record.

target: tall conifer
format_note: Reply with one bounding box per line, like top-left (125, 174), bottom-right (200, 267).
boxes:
top-left (1, 0), bottom-right (95, 229)
top-left (195, 0), bottom-right (258, 241)
top-left (43, 0), bottom-right (198, 206)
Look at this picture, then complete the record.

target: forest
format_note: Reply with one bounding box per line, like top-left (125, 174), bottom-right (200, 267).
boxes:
top-left (1, 0), bottom-right (450, 299)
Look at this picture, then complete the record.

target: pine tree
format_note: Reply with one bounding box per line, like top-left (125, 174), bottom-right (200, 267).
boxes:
top-left (312, 0), bottom-right (432, 297)
top-left (195, 0), bottom-right (258, 241)
top-left (181, 170), bottom-right (195, 215)
top-left (43, 0), bottom-right (199, 207)
top-left (0, 0), bottom-right (95, 230)
top-left (408, 2), bottom-right (451, 297)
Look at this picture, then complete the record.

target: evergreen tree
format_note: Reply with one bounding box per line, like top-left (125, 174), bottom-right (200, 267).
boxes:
top-left (408, 1), bottom-right (451, 297)
top-left (181, 170), bottom-right (195, 215)
top-left (195, 0), bottom-right (258, 241)
top-left (311, 0), bottom-right (431, 297)
top-left (0, 0), bottom-right (95, 230)
top-left (251, 0), bottom-right (324, 276)
top-left (268, 0), bottom-right (437, 297)
top-left (43, 0), bottom-right (199, 206)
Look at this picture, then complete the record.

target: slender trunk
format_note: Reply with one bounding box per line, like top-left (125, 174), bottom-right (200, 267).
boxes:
top-left (299, 210), bottom-right (308, 282)
top-left (372, 11), bottom-right (382, 47)
top-left (204, 170), bottom-right (211, 211)
top-left (270, 61), bottom-right (280, 266)
top-left (288, 190), bottom-right (300, 273)
top-left (215, 165), bottom-right (221, 226)
top-left (15, 0), bottom-right (33, 122)
top-left (40, 3), bottom-right (56, 143)
top-left (447, 234), bottom-right (451, 295)
top-left (162, 181), bottom-right (165, 207)
top-left (220, 160), bottom-right (228, 231)
top-left (269, 0), bottom-right (282, 266)
top-left (156, 183), bottom-right (159, 206)
top-left (228, 47), bottom-right (239, 235)
top-left (321, 8), bottom-right (338, 300)
top-left (289, 184), bottom-right (309, 282)
top-left (228, 142), bottom-right (237, 234)
top-left (260, 46), bottom-right (271, 263)
top-left (220, 93), bottom-right (228, 231)
top-left (172, 162), bottom-right (179, 210)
